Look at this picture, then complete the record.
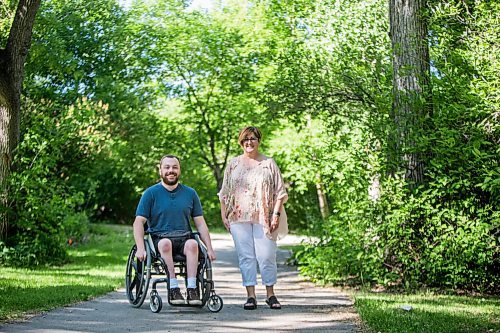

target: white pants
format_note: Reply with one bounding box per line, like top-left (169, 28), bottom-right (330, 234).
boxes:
top-left (230, 223), bottom-right (277, 286)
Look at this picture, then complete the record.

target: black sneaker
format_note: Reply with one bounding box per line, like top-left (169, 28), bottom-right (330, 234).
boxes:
top-left (169, 287), bottom-right (185, 305)
top-left (187, 288), bottom-right (202, 305)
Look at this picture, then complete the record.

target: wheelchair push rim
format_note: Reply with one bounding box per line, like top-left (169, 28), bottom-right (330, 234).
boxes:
top-left (125, 243), bottom-right (151, 308)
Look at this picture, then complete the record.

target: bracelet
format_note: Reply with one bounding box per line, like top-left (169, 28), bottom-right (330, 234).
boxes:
top-left (273, 211), bottom-right (281, 216)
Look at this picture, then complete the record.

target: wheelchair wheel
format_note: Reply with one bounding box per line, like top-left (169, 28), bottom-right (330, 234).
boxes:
top-left (207, 295), bottom-right (223, 313)
top-left (199, 264), bottom-right (213, 303)
top-left (125, 242), bottom-right (151, 308)
top-left (149, 291), bottom-right (163, 313)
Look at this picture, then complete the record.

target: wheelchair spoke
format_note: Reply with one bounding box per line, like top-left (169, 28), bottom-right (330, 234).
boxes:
top-left (128, 278), bottom-right (137, 292)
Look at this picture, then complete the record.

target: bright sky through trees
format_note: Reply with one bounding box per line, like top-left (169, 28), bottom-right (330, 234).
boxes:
top-left (118, 0), bottom-right (213, 11)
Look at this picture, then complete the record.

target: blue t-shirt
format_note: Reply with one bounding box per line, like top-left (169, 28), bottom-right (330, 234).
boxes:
top-left (135, 183), bottom-right (203, 235)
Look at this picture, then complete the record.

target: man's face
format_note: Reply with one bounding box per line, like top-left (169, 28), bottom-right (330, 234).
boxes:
top-left (159, 157), bottom-right (181, 186)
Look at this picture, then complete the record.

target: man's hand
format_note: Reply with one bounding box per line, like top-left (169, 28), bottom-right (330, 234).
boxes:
top-left (135, 248), bottom-right (147, 261)
top-left (207, 249), bottom-right (216, 261)
top-left (133, 216), bottom-right (148, 261)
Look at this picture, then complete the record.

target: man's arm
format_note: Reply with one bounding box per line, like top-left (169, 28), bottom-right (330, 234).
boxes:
top-left (133, 216), bottom-right (148, 261)
top-left (193, 216), bottom-right (216, 260)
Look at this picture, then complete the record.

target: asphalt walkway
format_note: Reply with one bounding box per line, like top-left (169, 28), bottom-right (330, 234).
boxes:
top-left (0, 233), bottom-right (360, 333)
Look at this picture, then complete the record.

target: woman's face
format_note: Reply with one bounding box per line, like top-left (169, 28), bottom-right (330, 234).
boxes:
top-left (241, 132), bottom-right (260, 154)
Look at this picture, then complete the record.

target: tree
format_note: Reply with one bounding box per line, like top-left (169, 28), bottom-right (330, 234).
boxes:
top-left (129, 1), bottom-right (272, 191)
top-left (389, 0), bottom-right (432, 186)
top-left (0, 0), bottom-right (41, 240)
top-left (23, 0), bottom-right (161, 222)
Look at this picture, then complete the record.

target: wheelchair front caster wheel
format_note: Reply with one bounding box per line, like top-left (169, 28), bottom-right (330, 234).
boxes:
top-left (150, 293), bottom-right (163, 313)
top-left (207, 295), bottom-right (223, 313)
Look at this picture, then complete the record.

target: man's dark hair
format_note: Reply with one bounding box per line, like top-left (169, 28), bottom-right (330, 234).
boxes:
top-left (159, 154), bottom-right (181, 166)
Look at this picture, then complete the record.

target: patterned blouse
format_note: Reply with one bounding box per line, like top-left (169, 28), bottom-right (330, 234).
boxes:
top-left (219, 155), bottom-right (288, 240)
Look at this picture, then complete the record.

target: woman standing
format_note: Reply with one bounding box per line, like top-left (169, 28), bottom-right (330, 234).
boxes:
top-left (219, 126), bottom-right (288, 310)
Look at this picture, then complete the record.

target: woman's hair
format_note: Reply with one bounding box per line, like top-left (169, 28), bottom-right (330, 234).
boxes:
top-left (159, 154), bottom-right (180, 166)
top-left (238, 126), bottom-right (262, 146)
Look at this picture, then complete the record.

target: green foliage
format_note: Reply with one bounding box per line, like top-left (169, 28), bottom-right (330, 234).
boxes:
top-left (272, 0), bottom-right (498, 292)
top-left (63, 212), bottom-right (90, 242)
top-left (295, 171), bottom-right (498, 291)
top-left (1, 100), bottom-right (94, 266)
top-left (26, 0), bottom-right (137, 106)
top-left (283, 117), bottom-right (388, 285)
top-left (22, 0), bottom-right (180, 222)
top-left (263, 0), bottom-right (391, 123)
top-left (127, 0), bottom-right (276, 193)
top-left (376, 177), bottom-right (497, 291)
top-left (0, 0), bottom-right (16, 46)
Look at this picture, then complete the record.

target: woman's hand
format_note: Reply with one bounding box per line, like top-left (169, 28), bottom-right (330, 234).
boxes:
top-left (222, 218), bottom-right (231, 232)
top-left (269, 214), bottom-right (280, 233)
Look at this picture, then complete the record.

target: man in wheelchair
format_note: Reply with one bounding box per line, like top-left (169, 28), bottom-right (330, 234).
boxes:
top-left (133, 154), bottom-right (216, 305)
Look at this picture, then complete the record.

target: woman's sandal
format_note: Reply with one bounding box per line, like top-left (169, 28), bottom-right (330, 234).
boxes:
top-left (265, 295), bottom-right (282, 310)
top-left (243, 297), bottom-right (257, 310)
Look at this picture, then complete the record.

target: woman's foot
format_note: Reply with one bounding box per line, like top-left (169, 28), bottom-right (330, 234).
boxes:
top-left (266, 295), bottom-right (282, 309)
top-left (243, 297), bottom-right (257, 310)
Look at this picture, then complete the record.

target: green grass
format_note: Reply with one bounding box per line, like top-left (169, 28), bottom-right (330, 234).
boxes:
top-left (353, 291), bottom-right (500, 333)
top-left (0, 224), bottom-right (133, 322)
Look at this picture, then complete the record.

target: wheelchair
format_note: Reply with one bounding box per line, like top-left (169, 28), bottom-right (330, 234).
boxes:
top-left (125, 232), bottom-right (223, 313)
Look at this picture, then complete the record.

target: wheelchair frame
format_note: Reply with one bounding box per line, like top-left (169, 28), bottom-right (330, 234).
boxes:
top-left (125, 232), bottom-right (223, 313)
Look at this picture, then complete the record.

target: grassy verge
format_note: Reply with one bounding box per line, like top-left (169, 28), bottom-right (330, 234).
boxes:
top-left (287, 244), bottom-right (499, 332)
top-left (353, 291), bottom-right (500, 333)
top-left (0, 224), bottom-right (133, 322)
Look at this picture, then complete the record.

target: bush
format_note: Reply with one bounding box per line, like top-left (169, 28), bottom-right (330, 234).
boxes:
top-left (63, 212), bottom-right (90, 243)
top-left (0, 99), bottom-right (96, 267)
top-left (295, 171), bottom-right (499, 292)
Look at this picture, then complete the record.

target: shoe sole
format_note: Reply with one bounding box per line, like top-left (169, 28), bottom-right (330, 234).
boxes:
top-left (170, 299), bottom-right (186, 305)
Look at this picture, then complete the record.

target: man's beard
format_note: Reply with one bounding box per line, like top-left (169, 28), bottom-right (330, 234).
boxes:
top-left (162, 173), bottom-right (179, 185)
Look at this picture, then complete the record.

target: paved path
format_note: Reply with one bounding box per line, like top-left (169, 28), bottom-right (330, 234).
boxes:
top-left (0, 233), bottom-right (360, 333)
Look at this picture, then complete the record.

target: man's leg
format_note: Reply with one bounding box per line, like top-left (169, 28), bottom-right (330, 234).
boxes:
top-left (158, 238), bottom-right (185, 304)
top-left (158, 238), bottom-right (176, 278)
top-left (184, 239), bottom-right (201, 304)
top-left (184, 239), bottom-right (199, 278)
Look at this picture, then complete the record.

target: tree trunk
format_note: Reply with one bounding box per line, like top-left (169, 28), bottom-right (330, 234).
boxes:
top-left (0, 71), bottom-right (17, 241)
top-left (0, 0), bottom-right (41, 240)
top-left (315, 177), bottom-right (330, 219)
top-left (389, 0), bottom-right (432, 186)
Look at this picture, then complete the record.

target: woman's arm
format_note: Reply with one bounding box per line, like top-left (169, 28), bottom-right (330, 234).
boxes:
top-left (269, 197), bottom-right (284, 233)
top-left (219, 198), bottom-right (230, 232)
top-left (218, 158), bottom-right (234, 232)
top-left (269, 158), bottom-right (287, 233)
